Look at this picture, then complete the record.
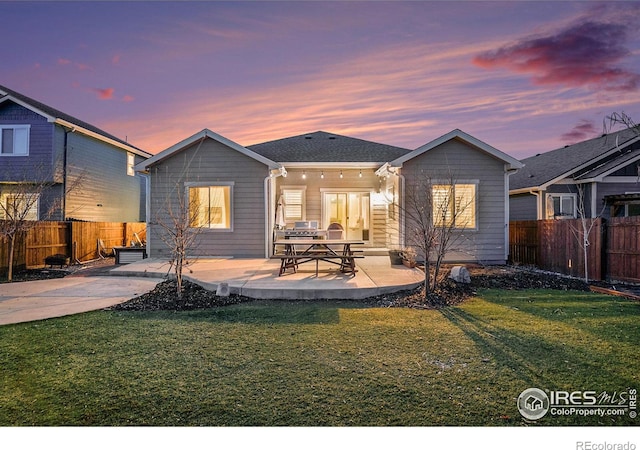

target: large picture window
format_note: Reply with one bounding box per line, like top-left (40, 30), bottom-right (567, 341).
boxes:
top-left (0, 125), bottom-right (30, 156)
top-left (189, 184), bottom-right (232, 230)
top-left (432, 183), bottom-right (477, 229)
top-left (0, 193), bottom-right (39, 220)
top-left (545, 193), bottom-right (576, 219)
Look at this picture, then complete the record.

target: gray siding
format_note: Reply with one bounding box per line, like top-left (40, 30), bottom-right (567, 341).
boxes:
top-left (0, 102), bottom-right (56, 181)
top-left (276, 168), bottom-right (385, 246)
top-left (400, 139), bottom-right (509, 263)
top-left (63, 126), bottom-right (146, 222)
top-left (148, 138), bottom-right (269, 258)
top-left (509, 193), bottom-right (538, 221)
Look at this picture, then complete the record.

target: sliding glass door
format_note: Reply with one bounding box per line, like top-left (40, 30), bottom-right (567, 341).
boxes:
top-left (322, 191), bottom-right (370, 241)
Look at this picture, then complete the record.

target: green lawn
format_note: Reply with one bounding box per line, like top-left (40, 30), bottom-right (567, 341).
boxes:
top-left (0, 288), bottom-right (638, 426)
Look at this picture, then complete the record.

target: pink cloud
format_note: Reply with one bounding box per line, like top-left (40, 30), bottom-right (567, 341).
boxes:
top-left (560, 120), bottom-right (598, 143)
top-left (57, 58), bottom-right (71, 65)
top-left (74, 62), bottom-right (92, 71)
top-left (473, 20), bottom-right (640, 92)
top-left (122, 94), bottom-right (134, 102)
top-left (93, 87), bottom-right (115, 100)
top-left (112, 54), bottom-right (121, 65)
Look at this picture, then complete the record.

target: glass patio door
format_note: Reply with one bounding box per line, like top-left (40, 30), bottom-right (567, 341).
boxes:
top-left (323, 192), bottom-right (370, 241)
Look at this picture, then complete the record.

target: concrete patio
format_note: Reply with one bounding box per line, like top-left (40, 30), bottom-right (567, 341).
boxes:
top-left (110, 256), bottom-right (424, 300)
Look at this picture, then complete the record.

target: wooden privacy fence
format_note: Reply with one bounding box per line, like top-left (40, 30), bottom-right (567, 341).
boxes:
top-left (510, 217), bottom-right (640, 283)
top-left (1, 221), bottom-right (146, 273)
top-left (606, 217), bottom-right (640, 283)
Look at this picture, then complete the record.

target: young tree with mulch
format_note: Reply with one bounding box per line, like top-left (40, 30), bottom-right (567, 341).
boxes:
top-left (149, 138), bottom-right (207, 300)
top-left (401, 169), bottom-right (476, 299)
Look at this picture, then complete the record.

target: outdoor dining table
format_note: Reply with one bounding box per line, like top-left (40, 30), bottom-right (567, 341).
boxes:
top-left (273, 239), bottom-right (365, 277)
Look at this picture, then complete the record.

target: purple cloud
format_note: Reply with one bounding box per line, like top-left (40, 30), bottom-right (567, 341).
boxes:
top-left (560, 120), bottom-right (598, 143)
top-left (473, 20), bottom-right (640, 91)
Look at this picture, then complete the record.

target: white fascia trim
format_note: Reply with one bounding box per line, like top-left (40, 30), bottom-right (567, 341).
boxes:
top-left (587, 151), bottom-right (640, 180)
top-left (390, 129), bottom-right (524, 170)
top-left (55, 119), bottom-right (150, 158)
top-left (279, 162), bottom-right (381, 169)
top-left (0, 96), bottom-right (150, 158)
top-left (375, 162), bottom-right (401, 177)
top-left (509, 187), bottom-right (542, 195)
top-left (137, 128), bottom-right (281, 172)
top-left (602, 176), bottom-right (640, 183)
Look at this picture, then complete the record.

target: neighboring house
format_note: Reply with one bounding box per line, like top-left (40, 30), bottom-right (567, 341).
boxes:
top-left (137, 128), bottom-right (522, 263)
top-left (0, 85), bottom-right (151, 222)
top-left (509, 127), bottom-right (640, 221)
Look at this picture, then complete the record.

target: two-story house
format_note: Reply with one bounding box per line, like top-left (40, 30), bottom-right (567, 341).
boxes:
top-left (0, 85), bottom-right (151, 222)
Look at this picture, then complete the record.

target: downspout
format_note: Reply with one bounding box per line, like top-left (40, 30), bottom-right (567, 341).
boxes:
top-left (145, 173), bottom-right (151, 257)
top-left (505, 167), bottom-right (518, 262)
top-left (398, 172), bottom-right (405, 248)
top-left (591, 182), bottom-right (597, 218)
top-left (264, 175), bottom-right (270, 258)
top-left (386, 166), bottom-right (405, 248)
top-left (62, 129), bottom-right (69, 220)
top-left (264, 167), bottom-right (286, 258)
top-left (62, 126), bottom-right (77, 220)
top-left (528, 189), bottom-right (542, 219)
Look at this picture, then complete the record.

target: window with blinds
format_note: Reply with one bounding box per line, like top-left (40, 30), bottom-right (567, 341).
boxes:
top-left (282, 188), bottom-right (305, 221)
top-left (432, 183), bottom-right (476, 229)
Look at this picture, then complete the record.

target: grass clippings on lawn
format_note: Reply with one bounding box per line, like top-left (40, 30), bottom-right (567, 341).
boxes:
top-left (0, 284), bottom-right (638, 426)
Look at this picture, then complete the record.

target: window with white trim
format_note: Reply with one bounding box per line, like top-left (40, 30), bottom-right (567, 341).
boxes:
top-left (545, 193), bottom-right (576, 219)
top-left (127, 152), bottom-right (135, 176)
top-left (189, 184), bottom-right (232, 230)
top-left (0, 193), bottom-right (39, 220)
top-left (281, 188), bottom-right (306, 222)
top-left (0, 125), bottom-right (30, 156)
top-left (432, 183), bottom-right (477, 229)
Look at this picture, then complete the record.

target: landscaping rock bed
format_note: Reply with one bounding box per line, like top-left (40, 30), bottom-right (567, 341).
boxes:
top-left (109, 264), bottom-right (592, 312)
top-left (1, 257), bottom-right (116, 283)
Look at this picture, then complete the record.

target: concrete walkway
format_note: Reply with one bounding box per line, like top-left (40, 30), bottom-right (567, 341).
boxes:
top-left (0, 276), bottom-right (163, 326)
top-left (110, 256), bottom-right (424, 300)
top-left (0, 256), bottom-right (423, 325)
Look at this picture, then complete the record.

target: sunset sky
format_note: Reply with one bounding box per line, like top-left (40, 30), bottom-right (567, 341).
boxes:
top-left (2, 1), bottom-right (639, 159)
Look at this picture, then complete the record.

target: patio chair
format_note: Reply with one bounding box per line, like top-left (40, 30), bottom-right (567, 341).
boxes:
top-left (97, 239), bottom-right (113, 259)
top-left (327, 222), bottom-right (344, 239)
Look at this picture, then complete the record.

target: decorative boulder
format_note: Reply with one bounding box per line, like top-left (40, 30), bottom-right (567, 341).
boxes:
top-left (449, 266), bottom-right (471, 284)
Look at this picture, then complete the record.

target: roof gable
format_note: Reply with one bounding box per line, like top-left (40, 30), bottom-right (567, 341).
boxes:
top-left (510, 127), bottom-right (640, 191)
top-left (0, 85), bottom-right (150, 158)
top-left (136, 129), bottom-right (281, 172)
top-left (389, 129), bottom-right (523, 169)
top-left (247, 131), bottom-right (412, 164)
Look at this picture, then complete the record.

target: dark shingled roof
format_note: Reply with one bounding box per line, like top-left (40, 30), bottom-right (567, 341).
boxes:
top-left (247, 131), bottom-right (412, 163)
top-left (0, 84), bottom-right (146, 153)
top-left (510, 127), bottom-right (640, 190)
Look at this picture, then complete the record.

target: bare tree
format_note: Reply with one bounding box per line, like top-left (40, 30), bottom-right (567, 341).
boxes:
top-left (401, 169), bottom-right (475, 298)
top-left (0, 164), bottom-right (83, 281)
top-left (148, 138), bottom-right (206, 299)
top-left (569, 184), bottom-right (606, 283)
top-left (150, 167), bottom-right (203, 299)
top-left (604, 112), bottom-right (638, 135)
